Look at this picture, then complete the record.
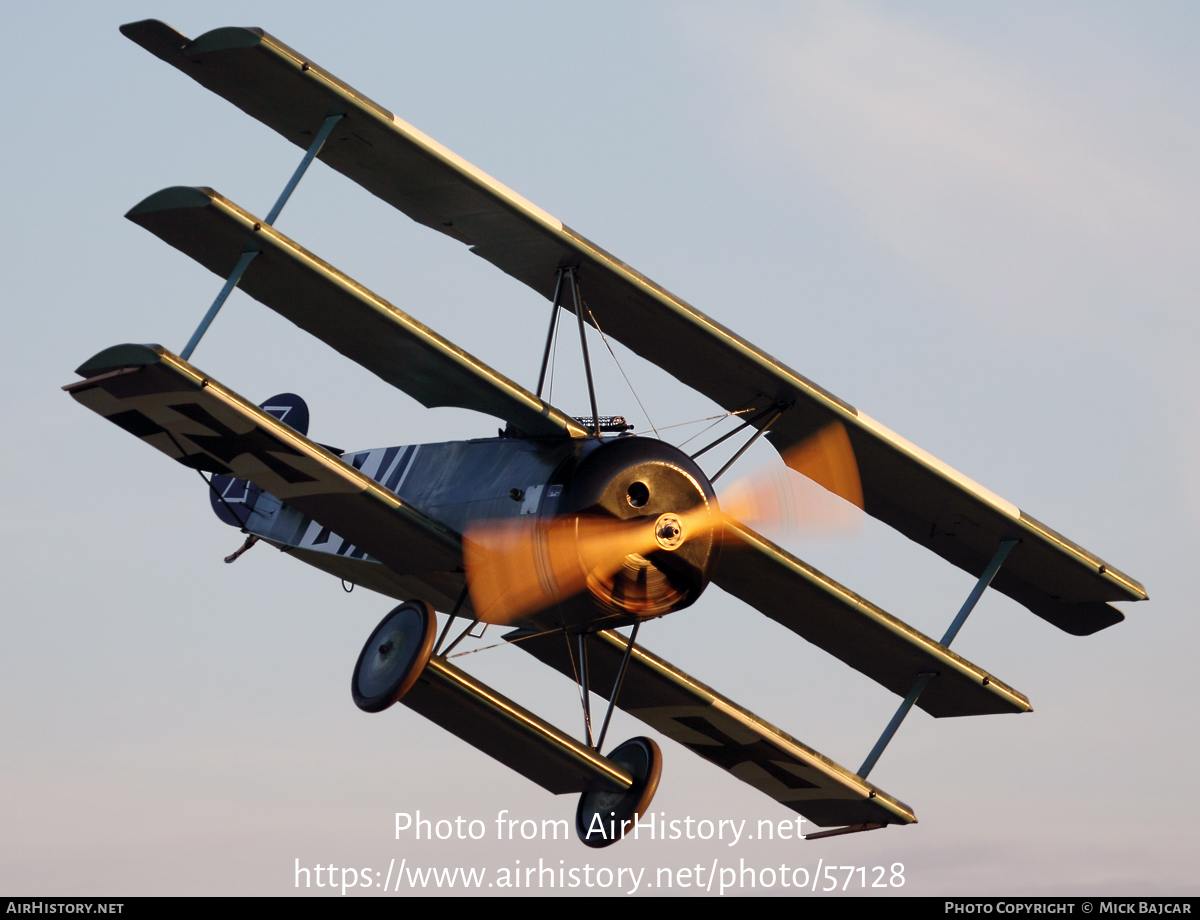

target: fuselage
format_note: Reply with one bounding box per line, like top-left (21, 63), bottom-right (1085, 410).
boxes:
top-left (217, 433), bottom-right (720, 634)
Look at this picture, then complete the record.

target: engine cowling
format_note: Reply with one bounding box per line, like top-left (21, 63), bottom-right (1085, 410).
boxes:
top-left (553, 436), bottom-right (720, 619)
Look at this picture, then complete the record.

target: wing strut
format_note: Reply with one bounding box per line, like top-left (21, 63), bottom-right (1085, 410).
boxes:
top-left (181, 113), bottom-right (342, 360)
top-left (857, 539), bottom-right (1020, 780)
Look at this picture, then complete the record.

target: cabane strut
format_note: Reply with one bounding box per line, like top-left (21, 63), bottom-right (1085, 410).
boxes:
top-left (535, 266), bottom-right (602, 437)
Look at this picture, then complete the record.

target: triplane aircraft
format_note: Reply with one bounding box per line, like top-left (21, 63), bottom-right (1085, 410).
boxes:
top-left (68, 20), bottom-right (1147, 846)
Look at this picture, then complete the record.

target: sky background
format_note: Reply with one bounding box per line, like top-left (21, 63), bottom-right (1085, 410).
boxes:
top-left (2, 1), bottom-right (1197, 897)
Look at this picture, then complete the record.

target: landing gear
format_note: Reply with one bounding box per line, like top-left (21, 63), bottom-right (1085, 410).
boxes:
top-left (351, 600), bottom-right (436, 712)
top-left (575, 737), bottom-right (662, 848)
top-left (353, 600), bottom-right (662, 849)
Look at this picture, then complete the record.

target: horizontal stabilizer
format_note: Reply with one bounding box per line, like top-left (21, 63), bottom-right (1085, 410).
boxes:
top-left (120, 19), bottom-right (1145, 634)
top-left (715, 520), bottom-right (1031, 718)
top-left (402, 656), bottom-right (633, 795)
top-left (511, 629), bottom-right (916, 828)
top-left (65, 344), bottom-right (462, 578)
top-left (126, 186), bottom-right (583, 440)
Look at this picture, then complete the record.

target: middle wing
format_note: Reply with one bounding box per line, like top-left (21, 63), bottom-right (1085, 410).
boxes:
top-left (715, 518), bottom-right (1031, 718)
top-left (125, 186), bottom-right (585, 440)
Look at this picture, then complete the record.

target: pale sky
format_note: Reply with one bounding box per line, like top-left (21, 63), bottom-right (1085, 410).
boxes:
top-left (2, 1), bottom-right (1196, 896)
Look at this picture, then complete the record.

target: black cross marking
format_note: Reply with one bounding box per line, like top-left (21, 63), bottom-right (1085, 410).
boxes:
top-left (169, 402), bottom-right (317, 485)
top-left (674, 716), bottom-right (819, 790)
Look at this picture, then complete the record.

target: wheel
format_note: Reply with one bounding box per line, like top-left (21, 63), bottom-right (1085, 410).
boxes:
top-left (351, 600), bottom-right (436, 712)
top-left (575, 737), bottom-right (662, 848)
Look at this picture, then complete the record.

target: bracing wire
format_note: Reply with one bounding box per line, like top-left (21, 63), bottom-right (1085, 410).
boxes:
top-left (445, 626), bottom-right (563, 659)
top-left (675, 407), bottom-right (758, 448)
top-left (581, 299), bottom-right (661, 439)
top-left (561, 629), bottom-right (591, 725)
top-left (546, 305), bottom-right (561, 406)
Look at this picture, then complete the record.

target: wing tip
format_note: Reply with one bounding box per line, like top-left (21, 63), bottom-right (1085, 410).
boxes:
top-left (121, 21), bottom-right (272, 70)
top-left (74, 343), bottom-right (165, 378)
top-left (125, 186), bottom-right (218, 221)
top-left (1059, 603), bottom-right (1126, 636)
top-left (185, 26), bottom-right (267, 57)
top-left (120, 20), bottom-right (191, 63)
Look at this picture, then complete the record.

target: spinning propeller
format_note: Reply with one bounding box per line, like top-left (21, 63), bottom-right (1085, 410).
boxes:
top-left (465, 422), bottom-right (863, 625)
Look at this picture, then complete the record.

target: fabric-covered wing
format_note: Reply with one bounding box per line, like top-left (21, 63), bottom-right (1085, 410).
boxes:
top-left (715, 520), bottom-right (1030, 718)
top-left (126, 186), bottom-right (584, 440)
top-left (511, 629), bottom-right (916, 828)
top-left (120, 19), bottom-right (1146, 634)
top-left (65, 344), bottom-right (462, 577)
top-left (404, 656), bottom-right (633, 795)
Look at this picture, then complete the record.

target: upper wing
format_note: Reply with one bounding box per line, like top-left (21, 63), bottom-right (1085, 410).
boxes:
top-left (511, 628), bottom-right (916, 828)
top-left (716, 519), bottom-right (1030, 718)
top-left (125, 186), bottom-right (584, 440)
top-left (65, 343), bottom-right (463, 578)
top-left (120, 20), bottom-right (1147, 633)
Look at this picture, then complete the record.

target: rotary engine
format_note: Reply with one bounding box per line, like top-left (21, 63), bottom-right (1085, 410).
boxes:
top-left (552, 436), bottom-right (720, 619)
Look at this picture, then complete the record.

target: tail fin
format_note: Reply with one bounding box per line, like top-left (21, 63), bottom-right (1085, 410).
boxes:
top-left (210, 393), bottom-right (308, 526)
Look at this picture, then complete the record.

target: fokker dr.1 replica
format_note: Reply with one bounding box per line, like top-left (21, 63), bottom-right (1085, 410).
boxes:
top-left (68, 20), bottom-right (1147, 845)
